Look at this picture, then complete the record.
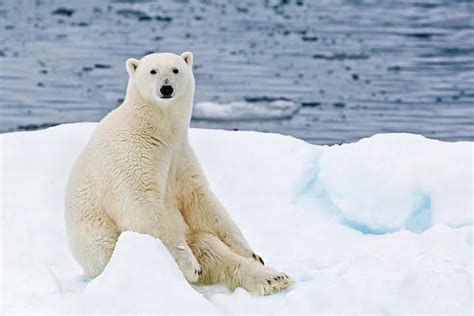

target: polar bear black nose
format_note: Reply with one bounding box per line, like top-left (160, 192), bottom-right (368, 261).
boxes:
top-left (160, 85), bottom-right (173, 96)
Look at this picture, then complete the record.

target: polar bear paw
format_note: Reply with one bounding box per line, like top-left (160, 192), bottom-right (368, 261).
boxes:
top-left (182, 263), bottom-right (202, 283)
top-left (175, 245), bottom-right (202, 283)
top-left (241, 265), bottom-right (294, 295)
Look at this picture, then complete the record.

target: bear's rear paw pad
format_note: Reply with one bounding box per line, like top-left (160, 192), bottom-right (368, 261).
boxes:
top-left (262, 272), bottom-right (293, 295)
top-left (243, 268), bottom-right (294, 295)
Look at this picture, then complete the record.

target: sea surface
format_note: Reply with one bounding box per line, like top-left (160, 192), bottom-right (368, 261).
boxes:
top-left (1, 0), bottom-right (473, 144)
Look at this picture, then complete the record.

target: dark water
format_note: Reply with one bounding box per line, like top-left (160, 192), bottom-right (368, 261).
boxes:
top-left (1, 0), bottom-right (473, 144)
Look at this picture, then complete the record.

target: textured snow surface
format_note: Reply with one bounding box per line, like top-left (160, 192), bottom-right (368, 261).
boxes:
top-left (317, 133), bottom-right (473, 233)
top-left (1, 123), bottom-right (473, 314)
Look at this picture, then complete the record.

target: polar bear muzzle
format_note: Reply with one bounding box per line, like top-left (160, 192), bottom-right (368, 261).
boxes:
top-left (159, 85), bottom-right (174, 98)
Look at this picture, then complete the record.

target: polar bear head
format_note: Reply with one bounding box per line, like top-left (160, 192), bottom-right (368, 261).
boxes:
top-left (126, 52), bottom-right (194, 104)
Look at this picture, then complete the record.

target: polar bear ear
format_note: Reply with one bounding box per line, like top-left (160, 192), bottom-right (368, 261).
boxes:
top-left (181, 52), bottom-right (193, 68)
top-left (126, 58), bottom-right (140, 75)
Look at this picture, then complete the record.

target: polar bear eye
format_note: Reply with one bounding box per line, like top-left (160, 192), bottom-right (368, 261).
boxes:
top-left (150, 69), bottom-right (157, 75)
top-left (172, 68), bottom-right (179, 74)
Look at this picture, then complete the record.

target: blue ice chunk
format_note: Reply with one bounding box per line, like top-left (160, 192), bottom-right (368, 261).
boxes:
top-left (298, 155), bottom-right (343, 217)
top-left (299, 153), bottom-right (435, 235)
top-left (341, 218), bottom-right (395, 235)
top-left (405, 193), bottom-right (432, 233)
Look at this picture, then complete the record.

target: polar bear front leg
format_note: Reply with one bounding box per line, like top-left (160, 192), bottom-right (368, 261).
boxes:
top-left (178, 148), bottom-right (264, 265)
top-left (122, 198), bottom-right (202, 283)
top-left (183, 185), bottom-right (264, 264)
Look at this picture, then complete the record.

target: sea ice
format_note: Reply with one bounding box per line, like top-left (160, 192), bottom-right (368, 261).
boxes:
top-left (192, 99), bottom-right (299, 120)
top-left (1, 123), bottom-right (472, 314)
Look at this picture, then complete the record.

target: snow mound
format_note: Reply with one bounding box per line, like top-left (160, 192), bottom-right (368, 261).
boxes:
top-left (192, 99), bottom-right (299, 120)
top-left (1, 123), bottom-right (472, 314)
top-left (313, 133), bottom-right (473, 233)
top-left (83, 232), bottom-right (216, 314)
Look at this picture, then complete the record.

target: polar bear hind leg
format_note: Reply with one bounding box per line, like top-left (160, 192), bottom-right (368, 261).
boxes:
top-left (66, 207), bottom-right (121, 278)
top-left (187, 231), bottom-right (293, 295)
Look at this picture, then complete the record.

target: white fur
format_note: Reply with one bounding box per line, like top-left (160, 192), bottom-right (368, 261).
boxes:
top-left (65, 52), bottom-right (293, 295)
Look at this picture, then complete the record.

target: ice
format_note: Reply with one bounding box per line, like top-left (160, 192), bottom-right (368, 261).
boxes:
top-left (316, 133), bottom-right (473, 233)
top-left (192, 99), bottom-right (299, 120)
top-left (1, 123), bottom-right (472, 314)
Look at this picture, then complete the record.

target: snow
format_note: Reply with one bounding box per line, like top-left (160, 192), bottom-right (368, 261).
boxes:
top-left (317, 133), bottom-right (473, 233)
top-left (192, 99), bottom-right (299, 120)
top-left (1, 123), bottom-right (473, 314)
top-left (82, 233), bottom-right (217, 314)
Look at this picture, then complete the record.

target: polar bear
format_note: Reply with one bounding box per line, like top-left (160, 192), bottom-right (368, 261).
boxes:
top-left (65, 52), bottom-right (293, 295)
